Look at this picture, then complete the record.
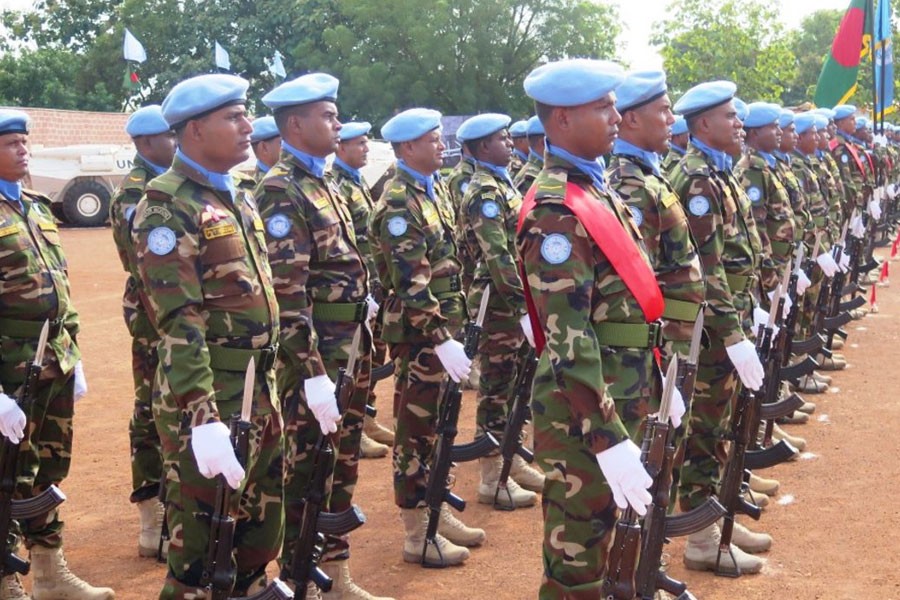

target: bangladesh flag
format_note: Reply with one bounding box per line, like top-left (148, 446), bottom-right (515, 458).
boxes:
top-left (814, 0), bottom-right (874, 108)
top-left (123, 61), bottom-right (141, 92)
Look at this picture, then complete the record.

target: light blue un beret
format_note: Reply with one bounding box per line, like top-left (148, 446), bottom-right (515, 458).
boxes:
top-left (671, 115), bottom-right (688, 136)
top-left (250, 116), bottom-right (279, 143)
top-left (526, 115), bottom-right (545, 136)
top-left (126, 105), bottom-right (169, 138)
top-left (813, 107), bottom-right (836, 121)
top-left (509, 119), bottom-right (528, 138)
top-left (733, 97), bottom-right (749, 122)
top-left (813, 114), bottom-right (830, 131)
top-left (778, 110), bottom-right (795, 129)
top-left (0, 109), bottom-right (31, 136)
top-left (794, 113), bottom-right (818, 135)
top-left (616, 70), bottom-right (667, 113)
top-left (456, 113), bottom-right (511, 142)
top-left (833, 104), bottom-right (857, 120)
top-left (162, 73), bottom-right (249, 129)
top-left (381, 108), bottom-right (442, 143)
top-left (262, 72), bottom-right (339, 109)
top-left (524, 58), bottom-right (625, 108)
top-left (743, 102), bottom-right (782, 129)
top-left (856, 117), bottom-right (871, 130)
top-left (339, 121), bottom-right (372, 141)
top-left (673, 81), bottom-right (737, 118)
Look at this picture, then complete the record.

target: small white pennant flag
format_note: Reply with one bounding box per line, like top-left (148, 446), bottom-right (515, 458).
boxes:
top-left (123, 28), bottom-right (146, 63)
top-left (271, 50), bottom-right (286, 78)
top-left (214, 41), bottom-right (231, 71)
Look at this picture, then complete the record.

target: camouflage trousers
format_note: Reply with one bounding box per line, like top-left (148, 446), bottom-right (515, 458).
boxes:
top-left (280, 322), bottom-right (371, 567)
top-left (128, 331), bottom-right (163, 502)
top-left (475, 325), bottom-right (529, 438)
top-left (154, 369), bottom-right (284, 599)
top-left (532, 353), bottom-right (618, 599)
top-left (390, 341), bottom-right (447, 508)
top-left (367, 322), bottom-right (388, 411)
top-left (798, 268), bottom-right (825, 337)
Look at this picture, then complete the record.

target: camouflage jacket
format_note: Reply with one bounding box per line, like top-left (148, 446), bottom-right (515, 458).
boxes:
top-left (446, 156), bottom-right (475, 215)
top-left (369, 165), bottom-right (464, 345)
top-left (0, 189), bottom-right (80, 393)
top-left (517, 152), bottom-right (659, 455)
top-left (607, 153), bottom-right (705, 342)
top-left (132, 155), bottom-right (279, 428)
top-left (513, 153), bottom-right (542, 195)
top-left (792, 152), bottom-right (830, 248)
top-left (458, 163), bottom-right (526, 329)
top-left (822, 151), bottom-right (849, 227)
top-left (329, 160), bottom-right (381, 295)
top-left (509, 151), bottom-right (526, 177)
top-left (661, 146), bottom-right (686, 179)
top-left (812, 152), bottom-right (843, 243)
top-left (832, 135), bottom-right (870, 214)
top-left (670, 143), bottom-right (759, 346)
top-left (254, 149), bottom-right (368, 380)
top-left (773, 155), bottom-right (811, 237)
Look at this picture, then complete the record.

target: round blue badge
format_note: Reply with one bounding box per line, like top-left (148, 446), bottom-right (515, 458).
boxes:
top-left (147, 226), bottom-right (176, 256)
top-left (540, 233), bottom-right (572, 264)
top-left (387, 216), bottom-right (408, 237)
top-left (747, 187), bottom-right (762, 203)
top-left (481, 200), bottom-right (500, 219)
top-left (266, 213), bottom-right (291, 239)
top-left (688, 195), bottom-right (711, 216)
top-left (841, 154), bottom-right (849, 163)
top-left (629, 206), bottom-right (643, 227)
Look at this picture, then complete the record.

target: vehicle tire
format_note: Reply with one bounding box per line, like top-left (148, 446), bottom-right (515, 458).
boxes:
top-left (62, 180), bottom-right (110, 227)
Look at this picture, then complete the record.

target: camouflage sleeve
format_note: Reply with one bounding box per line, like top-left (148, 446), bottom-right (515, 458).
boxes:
top-left (678, 176), bottom-right (744, 347)
top-left (617, 179), bottom-right (662, 259)
top-left (255, 185), bottom-right (327, 379)
top-left (132, 197), bottom-right (220, 428)
top-left (520, 203), bottom-right (629, 455)
top-left (465, 190), bottom-right (525, 315)
top-left (834, 148), bottom-right (862, 208)
top-left (109, 187), bottom-right (142, 274)
top-left (739, 168), bottom-right (778, 292)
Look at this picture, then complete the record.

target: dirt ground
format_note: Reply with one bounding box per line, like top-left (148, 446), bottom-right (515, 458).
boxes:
top-left (24, 227), bottom-right (900, 599)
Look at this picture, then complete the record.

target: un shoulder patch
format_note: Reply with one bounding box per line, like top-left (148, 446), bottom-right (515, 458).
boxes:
top-left (540, 233), bottom-right (572, 264)
top-left (841, 154), bottom-right (849, 164)
top-left (629, 206), bottom-right (644, 227)
top-left (125, 206), bottom-right (136, 223)
top-left (147, 226), bottom-right (176, 256)
top-left (387, 216), bottom-right (408, 237)
top-left (460, 182), bottom-right (469, 195)
top-left (266, 213), bottom-right (291, 239)
top-left (747, 186), bottom-right (762, 203)
top-left (481, 200), bottom-right (500, 219)
top-left (688, 195), bottom-right (711, 216)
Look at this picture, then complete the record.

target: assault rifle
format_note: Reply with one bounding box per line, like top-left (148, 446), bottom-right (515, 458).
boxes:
top-left (422, 286), bottom-right (498, 566)
top-left (0, 321), bottom-right (66, 578)
top-left (493, 347), bottom-right (537, 511)
top-left (282, 328), bottom-right (367, 597)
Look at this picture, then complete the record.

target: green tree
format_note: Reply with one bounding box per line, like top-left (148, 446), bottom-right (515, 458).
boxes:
top-left (650, 0), bottom-right (797, 103)
top-left (783, 9), bottom-right (844, 106)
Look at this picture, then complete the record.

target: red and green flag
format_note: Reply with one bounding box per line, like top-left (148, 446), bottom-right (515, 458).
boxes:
top-left (123, 28), bottom-right (146, 93)
top-left (814, 0), bottom-right (874, 108)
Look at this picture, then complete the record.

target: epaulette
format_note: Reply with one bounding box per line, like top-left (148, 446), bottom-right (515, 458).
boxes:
top-left (231, 170), bottom-right (257, 191)
top-left (609, 156), bottom-right (646, 184)
top-left (384, 177), bottom-right (411, 207)
top-left (121, 166), bottom-right (151, 193)
top-left (260, 164), bottom-right (291, 192)
top-left (679, 156), bottom-right (711, 178)
top-left (21, 188), bottom-right (53, 206)
top-left (532, 167), bottom-right (569, 204)
top-left (144, 170), bottom-right (188, 202)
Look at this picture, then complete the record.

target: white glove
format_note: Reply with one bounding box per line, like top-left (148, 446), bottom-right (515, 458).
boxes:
top-left (753, 307), bottom-right (780, 343)
top-left (838, 249), bottom-right (851, 272)
top-left (851, 214), bottom-right (866, 238)
top-left (434, 339), bottom-right (472, 383)
top-left (725, 339), bottom-right (764, 391)
top-left (73, 360), bottom-right (87, 402)
top-left (365, 294), bottom-right (379, 321)
top-left (519, 314), bottom-right (535, 348)
top-left (766, 290), bottom-right (792, 319)
top-left (868, 198), bottom-right (883, 220)
top-left (595, 440), bottom-right (653, 516)
top-left (658, 374), bottom-right (685, 429)
top-left (191, 421), bottom-right (245, 489)
top-left (796, 269), bottom-right (811, 295)
top-left (304, 375), bottom-right (341, 435)
top-left (0, 393), bottom-right (26, 444)
top-left (816, 252), bottom-right (839, 278)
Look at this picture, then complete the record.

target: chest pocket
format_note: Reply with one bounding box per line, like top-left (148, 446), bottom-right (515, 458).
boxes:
top-left (308, 194), bottom-right (355, 262)
top-left (721, 182), bottom-right (737, 228)
top-left (0, 222), bottom-right (36, 279)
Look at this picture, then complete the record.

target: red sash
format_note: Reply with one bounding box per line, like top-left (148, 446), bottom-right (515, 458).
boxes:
top-left (516, 182), bottom-right (664, 355)
top-left (829, 138), bottom-right (868, 178)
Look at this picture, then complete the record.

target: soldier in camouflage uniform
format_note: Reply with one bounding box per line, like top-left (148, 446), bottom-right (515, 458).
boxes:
top-left (455, 113), bottom-right (543, 510)
top-left (369, 108), bottom-right (485, 567)
top-left (446, 145), bottom-right (475, 212)
top-left (254, 74), bottom-right (392, 600)
top-left (512, 115), bottom-right (545, 194)
top-left (669, 82), bottom-right (769, 575)
top-left (109, 105), bottom-right (175, 559)
top-left (329, 121), bottom-right (396, 458)
top-left (131, 75), bottom-right (284, 599)
top-left (662, 114), bottom-right (689, 177)
top-left (0, 110), bottom-right (115, 600)
top-left (812, 110), bottom-right (846, 246)
top-left (508, 119), bottom-right (529, 175)
top-left (832, 105), bottom-right (870, 223)
top-left (249, 115), bottom-right (281, 183)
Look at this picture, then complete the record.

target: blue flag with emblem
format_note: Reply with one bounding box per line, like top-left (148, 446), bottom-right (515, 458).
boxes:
top-left (874, 0), bottom-right (894, 119)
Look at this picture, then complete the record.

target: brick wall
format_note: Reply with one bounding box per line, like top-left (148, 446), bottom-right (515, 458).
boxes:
top-left (1, 106), bottom-right (131, 147)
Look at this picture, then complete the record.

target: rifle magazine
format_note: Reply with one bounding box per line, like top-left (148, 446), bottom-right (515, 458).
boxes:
top-left (664, 498), bottom-right (726, 537)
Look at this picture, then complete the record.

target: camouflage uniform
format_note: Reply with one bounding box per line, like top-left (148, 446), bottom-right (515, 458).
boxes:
top-left (821, 151), bottom-right (848, 234)
top-left (832, 133), bottom-right (871, 220)
top-left (670, 142), bottom-right (759, 512)
top-left (662, 145), bottom-right (686, 179)
top-left (517, 152), bottom-right (660, 598)
top-left (446, 156), bottom-right (475, 213)
top-left (813, 150), bottom-right (844, 243)
top-left (458, 163), bottom-right (527, 437)
top-left (254, 148), bottom-right (370, 567)
top-left (0, 189), bottom-right (80, 550)
top-left (509, 149), bottom-right (527, 177)
top-left (109, 155), bottom-right (164, 503)
top-left (132, 154), bottom-right (284, 597)
top-left (735, 148), bottom-right (795, 295)
top-left (513, 152), bottom-right (543, 195)
top-left (369, 163), bottom-right (464, 508)
top-left (793, 151), bottom-right (831, 334)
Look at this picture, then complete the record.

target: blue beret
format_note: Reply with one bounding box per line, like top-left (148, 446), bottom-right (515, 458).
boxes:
top-left (616, 70), bottom-right (667, 113)
top-left (833, 104), bottom-right (857, 120)
top-left (524, 58), bottom-right (625, 107)
top-left (162, 73), bottom-right (249, 128)
top-left (673, 80), bottom-right (737, 118)
top-left (456, 113), bottom-right (511, 142)
top-left (794, 113), bottom-right (817, 134)
top-left (0, 109), bottom-right (31, 136)
top-left (381, 108), bottom-right (442, 143)
top-left (813, 114), bottom-right (830, 131)
top-left (526, 115), bottom-right (545, 136)
top-left (262, 72), bottom-right (339, 109)
top-left (743, 102), bottom-right (781, 128)
top-left (733, 97), bottom-right (749, 121)
top-left (250, 116), bottom-right (279, 143)
top-left (813, 107), bottom-right (836, 120)
top-left (671, 115), bottom-right (688, 136)
top-left (778, 110), bottom-right (795, 129)
top-left (339, 121), bottom-right (372, 141)
top-left (509, 119), bottom-right (528, 137)
top-left (857, 117), bottom-right (871, 130)
top-left (126, 105), bottom-right (170, 138)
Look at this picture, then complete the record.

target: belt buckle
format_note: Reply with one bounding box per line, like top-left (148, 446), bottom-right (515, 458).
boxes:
top-left (258, 344), bottom-right (278, 372)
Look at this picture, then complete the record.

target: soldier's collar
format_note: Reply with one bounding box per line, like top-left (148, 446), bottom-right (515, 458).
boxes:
top-left (0, 178), bottom-right (22, 202)
top-left (136, 153), bottom-right (168, 177)
top-left (690, 137), bottom-right (732, 173)
top-left (282, 141), bottom-right (327, 179)
top-left (396, 159), bottom-right (436, 200)
top-left (256, 160), bottom-right (271, 174)
top-left (513, 148), bottom-right (528, 162)
top-left (755, 149), bottom-right (777, 168)
top-left (528, 149), bottom-right (544, 164)
top-left (612, 138), bottom-right (661, 177)
top-left (473, 159), bottom-right (513, 188)
top-left (174, 149), bottom-right (235, 198)
top-left (547, 142), bottom-right (606, 191)
top-left (669, 143), bottom-right (686, 155)
top-left (838, 130), bottom-right (865, 146)
top-left (815, 148), bottom-right (826, 159)
top-left (773, 150), bottom-right (791, 165)
top-left (333, 156), bottom-right (362, 185)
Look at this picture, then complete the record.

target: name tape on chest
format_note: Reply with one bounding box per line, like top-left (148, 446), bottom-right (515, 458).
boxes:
top-left (660, 192), bottom-right (678, 209)
top-left (203, 221), bottom-right (237, 240)
top-left (0, 223), bottom-right (20, 238)
top-left (147, 226), bottom-right (177, 256)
